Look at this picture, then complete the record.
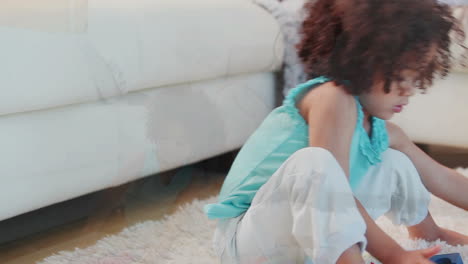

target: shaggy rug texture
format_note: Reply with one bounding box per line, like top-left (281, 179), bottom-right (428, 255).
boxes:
top-left (39, 169), bottom-right (468, 264)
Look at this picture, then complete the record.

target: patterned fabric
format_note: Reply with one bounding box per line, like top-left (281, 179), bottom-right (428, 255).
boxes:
top-left (204, 76), bottom-right (390, 219)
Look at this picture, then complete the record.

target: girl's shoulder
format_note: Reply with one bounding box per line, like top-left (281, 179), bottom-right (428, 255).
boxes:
top-left (296, 81), bottom-right (357, 122)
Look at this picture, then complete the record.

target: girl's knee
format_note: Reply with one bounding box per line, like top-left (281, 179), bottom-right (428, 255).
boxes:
top-left (380, 148), bottom-right (423, 185)
top-left (287, 147), bottom-right (343, 176)
top-left (293, 146), bottom-right (335, 160)
top-left (382, 148), bottom-right (415, 169)
top-left (381, 149), bottom-right (428, 196)
top-left (280, 147), bottom-right (351, 191)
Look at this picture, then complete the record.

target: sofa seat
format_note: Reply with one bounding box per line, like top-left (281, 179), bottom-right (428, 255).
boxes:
top-left (0, 0), bottom-right (283, 222)
top-left (0, 0), bottom-right (283, 116)
top-left (0, 72), bottom-right (277, 221)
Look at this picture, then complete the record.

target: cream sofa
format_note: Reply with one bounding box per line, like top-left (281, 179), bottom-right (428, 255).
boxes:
top-left (0, 0), bottom-right (283, 221)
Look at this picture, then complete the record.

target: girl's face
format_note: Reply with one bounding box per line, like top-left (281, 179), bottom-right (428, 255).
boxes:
top-left (359, 69), bottom-right (419, 120)
top-left (359, 45), bottom-right (437, 120)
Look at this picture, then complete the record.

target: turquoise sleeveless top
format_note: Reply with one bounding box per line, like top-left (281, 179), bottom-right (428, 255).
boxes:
top-left (204, 76), bottom-right (389, 220)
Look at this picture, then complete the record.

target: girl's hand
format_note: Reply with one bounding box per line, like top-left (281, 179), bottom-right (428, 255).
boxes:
top-left (384, 245), bottom-right (441, 264)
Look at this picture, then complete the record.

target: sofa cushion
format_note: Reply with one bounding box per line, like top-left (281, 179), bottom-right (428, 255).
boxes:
top-left (0, 0), bottom-right (284, 116)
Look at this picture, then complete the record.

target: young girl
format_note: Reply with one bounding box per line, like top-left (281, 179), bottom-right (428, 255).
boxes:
top-left (205, 0), bottom-right (468, 263)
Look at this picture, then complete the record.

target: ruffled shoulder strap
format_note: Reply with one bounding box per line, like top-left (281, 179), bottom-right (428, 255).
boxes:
top-left (370, 118), bottom-right (390, 157)
top-left (354, 98), bottom-right (390, 164)
top-left (282, 76), bottom-right (331, 107)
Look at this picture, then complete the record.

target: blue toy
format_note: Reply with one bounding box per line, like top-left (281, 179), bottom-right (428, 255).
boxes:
top-left (430, 253), bottom-right (464, 264)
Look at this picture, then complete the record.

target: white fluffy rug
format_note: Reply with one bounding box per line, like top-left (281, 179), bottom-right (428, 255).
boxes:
top-left (39, 169), bottom-right (468, 264)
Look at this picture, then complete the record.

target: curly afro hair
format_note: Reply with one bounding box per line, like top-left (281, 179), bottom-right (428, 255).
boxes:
top-left (297, 0), bottom-right (466, 94)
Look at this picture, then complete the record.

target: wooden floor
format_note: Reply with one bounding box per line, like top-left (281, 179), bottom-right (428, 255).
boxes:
top-left (0, 146), bottom-right (467, 264)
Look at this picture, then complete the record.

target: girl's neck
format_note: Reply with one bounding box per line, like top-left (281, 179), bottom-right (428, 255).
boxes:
top-left (362, 109), bottom-right (373, 136)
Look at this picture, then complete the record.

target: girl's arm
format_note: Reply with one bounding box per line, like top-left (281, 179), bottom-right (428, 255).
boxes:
top-left (387, 121), bottom-right (468, 245)
top-left (299, 84), bottom-right (437, 263)
top-left (387, 121), bottom-right (468, 210)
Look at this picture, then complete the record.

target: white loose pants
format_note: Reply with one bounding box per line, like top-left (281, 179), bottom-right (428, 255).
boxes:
top-left (214, 147), bottom-right (431, 264)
